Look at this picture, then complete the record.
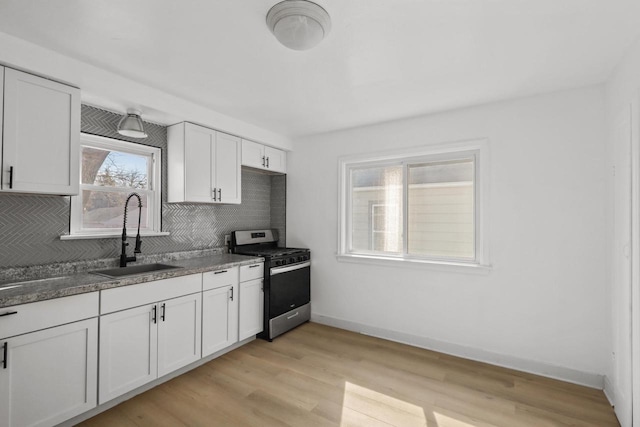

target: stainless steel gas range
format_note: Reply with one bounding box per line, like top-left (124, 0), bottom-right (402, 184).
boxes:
top-left (230, 229), bottom-right (310, 340)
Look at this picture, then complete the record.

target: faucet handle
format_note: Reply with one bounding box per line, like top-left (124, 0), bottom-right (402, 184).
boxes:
top-left (134, 235), bottom-right (142, 254)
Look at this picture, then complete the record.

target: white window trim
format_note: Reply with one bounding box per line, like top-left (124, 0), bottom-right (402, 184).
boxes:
top-left (64, 133), bottom-right (165, 240)
top-left (337, 138), bottom-right (491, 270)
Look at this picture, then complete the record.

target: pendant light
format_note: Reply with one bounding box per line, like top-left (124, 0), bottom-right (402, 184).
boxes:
top-left (117, 109), bottom-right (148, 139)
top-left (266, 0), bottom-right (331, 51)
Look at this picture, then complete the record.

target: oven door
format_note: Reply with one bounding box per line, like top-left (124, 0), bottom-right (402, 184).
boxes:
top-left (269, 261), bottom-right (310, 318)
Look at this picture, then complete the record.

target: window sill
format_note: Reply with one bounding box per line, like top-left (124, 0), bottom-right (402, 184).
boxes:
top-left (60, 231), bottom-right (170, 241)
top-left (336, 253), bottom-right (492, 275)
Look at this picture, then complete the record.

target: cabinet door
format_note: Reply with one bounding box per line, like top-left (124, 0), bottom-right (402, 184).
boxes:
top-left (99, 304), bottom-right (158, 404)
top-left (3, 68), bottom-right (80, 195)
top-left (214, 132), bottom-right (241, 204)
top-left (157, 293), bottom-right (202, 377)
top-left (0, 318), bottom-right (98, 427)
top-left (264, 146), bottom-right (287, 173)
top-left (241, 139), bottom-right (265, 169)
top-left (184, 123), bottom-right (215, 203)
top-left (202, 285), bottom-right (238, 357)
top-left (239, 278), bottom-right (264, 341)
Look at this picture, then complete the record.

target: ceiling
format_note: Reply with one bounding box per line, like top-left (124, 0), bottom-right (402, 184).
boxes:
top-left (0, 0), bottom-right (639, 139)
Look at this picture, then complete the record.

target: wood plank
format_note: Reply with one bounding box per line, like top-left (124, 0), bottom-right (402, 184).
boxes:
top-left (79, 322), bottom-right (619, 427)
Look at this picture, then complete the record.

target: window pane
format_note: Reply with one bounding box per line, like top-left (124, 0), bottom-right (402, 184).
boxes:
top-left (82, 147), bottom-right (149, 189)
top-left (408, 159), bottom-right (474, 259)
top-left (81, 190), bottom-right (149, 230)
top-left (350, 165), bottom-right (403, 253)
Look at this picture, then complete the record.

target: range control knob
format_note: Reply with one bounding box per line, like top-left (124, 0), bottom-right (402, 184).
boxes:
top-left (289, 258), bottom-right (295, 264)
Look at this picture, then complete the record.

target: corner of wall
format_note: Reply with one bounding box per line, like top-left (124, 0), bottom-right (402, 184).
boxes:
top-left (603, 375), bottom-right (616, 406)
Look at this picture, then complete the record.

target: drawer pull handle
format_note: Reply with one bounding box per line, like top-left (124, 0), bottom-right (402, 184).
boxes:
top-left (151, 305), bottom-right (157, 324)
top-left (249, 264), bottom-right (260, 268)
top-left (8, 166), bottom-right (13, 189)
top-left (214, 270), bottom-right (227, 275)
top-left (230, 287), bottom-right (234, 301)
top-left (287, 312), bottom-right (299, 320)
top-left (0, 311), bottom-right (17, 317)
top-left (161, 303), bottom-right (166, 321)
top-left (2, 342), bottom-right (7, 369)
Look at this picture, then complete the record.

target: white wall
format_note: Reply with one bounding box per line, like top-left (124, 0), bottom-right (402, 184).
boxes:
top-left (288, 86), bottom-right (609, 386)
top-left (604, 35), bottom-right (640, 426)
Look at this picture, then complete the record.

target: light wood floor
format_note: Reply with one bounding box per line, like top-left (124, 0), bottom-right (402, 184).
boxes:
top-left (79, 322), bottom-right (619, 427)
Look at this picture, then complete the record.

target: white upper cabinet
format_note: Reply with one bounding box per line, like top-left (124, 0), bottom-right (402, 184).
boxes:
top-left (264, 146), bottom-right (287, 173)
top-left (214, 131), bottom-right (242, 203)
top-left (241, 139), bottom-right (287, 174)
top-left (2, 67), bottom-right (80, 195)
top-left (168, 122), bottom-right (241, 204)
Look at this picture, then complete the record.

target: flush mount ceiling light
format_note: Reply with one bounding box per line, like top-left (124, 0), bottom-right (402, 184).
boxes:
top-left (266, 0), bottom-right (331, 51)
top-left (117, 109), bottom-right (148, 139)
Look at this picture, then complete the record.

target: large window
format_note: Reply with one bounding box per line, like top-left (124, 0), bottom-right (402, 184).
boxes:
top-left (339, 140), bottom-right (488, 267)
top-left (68, 133), bottom-right (162, 238)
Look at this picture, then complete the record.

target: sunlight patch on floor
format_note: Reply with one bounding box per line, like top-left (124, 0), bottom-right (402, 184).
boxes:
top-left (341, 381), bottom-right (428, 426)
top-left (433, 411), bottom-right (478, 427)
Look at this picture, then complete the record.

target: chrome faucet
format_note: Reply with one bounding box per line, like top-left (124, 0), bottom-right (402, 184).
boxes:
top-left (120, 192), bottom-right (143, 267)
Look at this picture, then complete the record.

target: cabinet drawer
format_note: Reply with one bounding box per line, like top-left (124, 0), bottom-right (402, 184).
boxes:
top-left (101, 274), bottom-right (202, 314)
top-left (0, 292), bottom-right (99, 339)
top-left (203, 267), bottom-right (238, 291)
top-left (240, 263), bottom-right (264, 282)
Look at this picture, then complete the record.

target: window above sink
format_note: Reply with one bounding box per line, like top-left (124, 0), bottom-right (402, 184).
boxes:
top-left (63, 133), bottom-right (168, 240)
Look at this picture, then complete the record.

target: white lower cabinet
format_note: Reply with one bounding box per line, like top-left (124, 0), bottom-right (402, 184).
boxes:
top-left (0, 263), bottom-right (268, 425)
top-left (157, 293), bottom-right (202, 376)
top-left (239, 263), bottom-right (265, 341)
top-left (98, 274), bottom-right (203, 404)
top-left (0, 318), bottom-right (98, 427)
top-left (202, 268), bottom-right (239, 357)
top-left (99, 292), bottom-right (202, 404)
top-left (239, 278), bottom-right (264, 340)
top-left (98, 303), bottom-right (158, 404)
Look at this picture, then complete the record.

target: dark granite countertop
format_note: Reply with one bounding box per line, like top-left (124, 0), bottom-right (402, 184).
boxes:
top-left (0, 253), bottom-right (264, 309)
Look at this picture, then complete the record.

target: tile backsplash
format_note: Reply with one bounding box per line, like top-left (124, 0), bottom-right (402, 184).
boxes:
top-left (0, 105), bottom-right (286, 268)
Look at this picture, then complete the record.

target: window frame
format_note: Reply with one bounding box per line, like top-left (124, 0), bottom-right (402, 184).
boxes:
top-left (66, 133), bottom-right (163, 239)
top-left (337, 139), bottom-right (490, 270)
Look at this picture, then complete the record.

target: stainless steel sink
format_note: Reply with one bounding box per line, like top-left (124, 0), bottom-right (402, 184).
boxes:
top-left (91, 263), bottom-right (183, 278)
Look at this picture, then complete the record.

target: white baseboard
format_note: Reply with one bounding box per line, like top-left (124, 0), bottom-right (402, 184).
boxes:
top-left (312, 313), bottom-right (605, 390)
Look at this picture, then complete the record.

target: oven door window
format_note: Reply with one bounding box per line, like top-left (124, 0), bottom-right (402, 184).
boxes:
top-left (270, 265), bottom-right (310, 318)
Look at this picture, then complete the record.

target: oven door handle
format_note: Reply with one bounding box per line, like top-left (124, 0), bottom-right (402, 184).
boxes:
top-left (270, 261), bottom-right (311, 276)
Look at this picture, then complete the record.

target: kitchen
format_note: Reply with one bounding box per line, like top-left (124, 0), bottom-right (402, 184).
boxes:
top-left (0, 1), bottom-right (639, 426)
